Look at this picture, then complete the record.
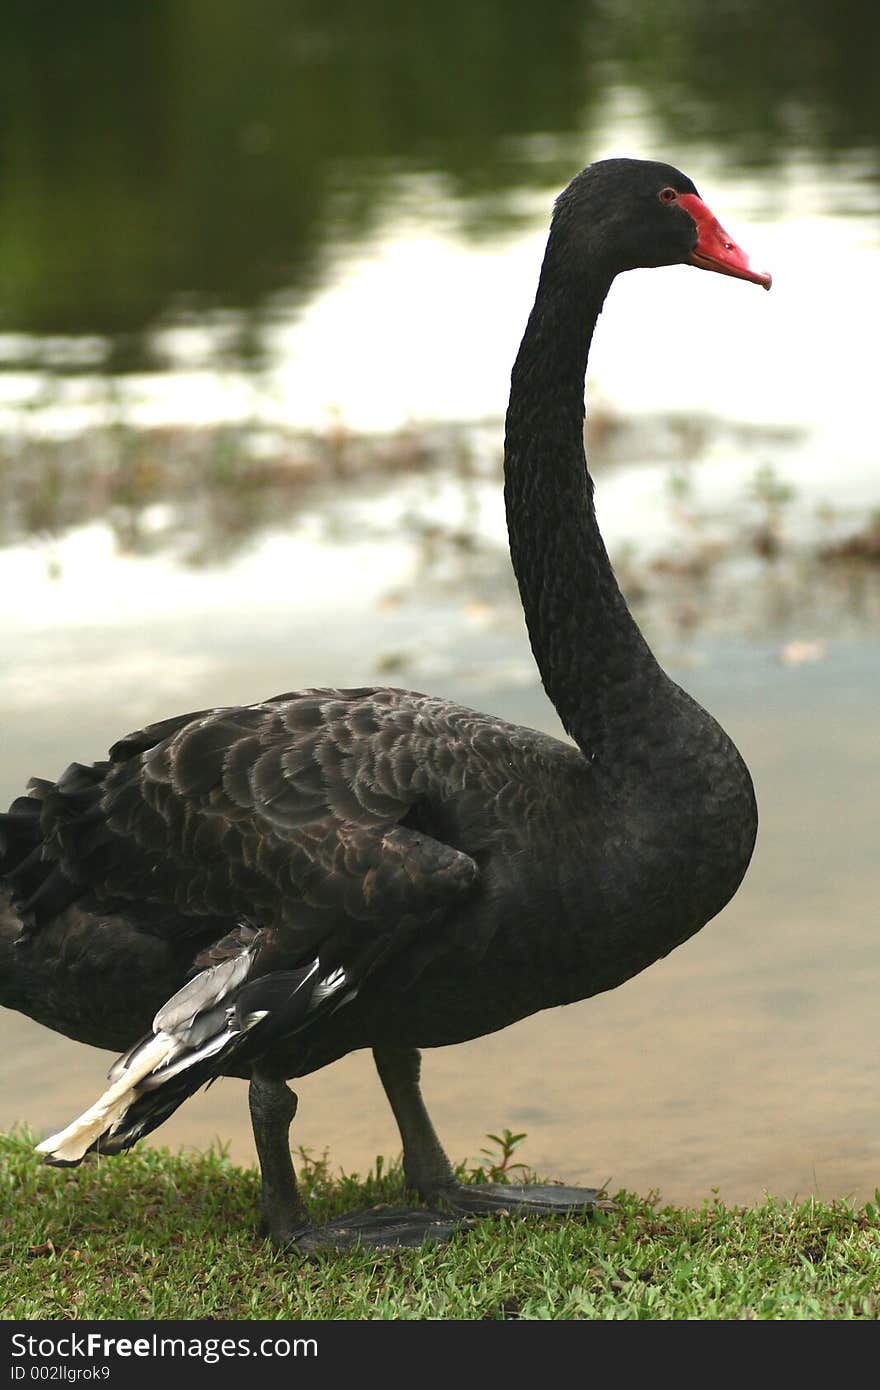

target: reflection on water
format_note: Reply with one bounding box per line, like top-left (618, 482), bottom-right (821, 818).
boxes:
top-left (1, 0), bottom-right (878, 353)
top-left (0, 4), bottom-right (878, 509)
top-left (1, 0), bottom-right (879, 437)
top-left (2, 422), bottom-right (877, 653)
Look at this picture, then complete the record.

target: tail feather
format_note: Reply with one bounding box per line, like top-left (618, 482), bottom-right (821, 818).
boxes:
top-left (35, 1032), bottom-right (178, 1163)
top-left (35, 942), bottom-right (263, 1165)
top-left (34, 944), bottom-right (354, 1166)
top-left (0, 772), bottom-right (102, 933)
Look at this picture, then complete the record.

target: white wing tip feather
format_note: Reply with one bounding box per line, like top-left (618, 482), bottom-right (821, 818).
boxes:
top-left (35, 1032), bottom-right (177, 1163)
top-left (34, 951), bottom-right (343, 1165)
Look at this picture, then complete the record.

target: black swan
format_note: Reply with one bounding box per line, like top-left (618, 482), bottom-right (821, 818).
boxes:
top-left (0, 158), bottom-right (770, 1251)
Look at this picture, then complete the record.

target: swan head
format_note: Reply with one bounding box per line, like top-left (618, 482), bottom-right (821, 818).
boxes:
top-left (552, 158), bottom-right (771, 291)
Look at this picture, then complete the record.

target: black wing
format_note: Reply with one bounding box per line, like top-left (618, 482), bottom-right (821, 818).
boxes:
top-left (4, 688), bottom-right (501, 979)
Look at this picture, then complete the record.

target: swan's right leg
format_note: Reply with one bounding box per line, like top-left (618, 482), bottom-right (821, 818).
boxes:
top-left (373, 1045), bottom-right (606, 1218)
top-left (372, 1045), bottom-right (458, 1195)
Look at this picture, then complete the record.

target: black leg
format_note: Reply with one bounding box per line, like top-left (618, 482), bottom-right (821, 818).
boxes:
top-left (248, 1074), bottom-right (311, 1245)
top-left (373, 1045), bottom-right (458, 1194)
top-left (373, 1045), bottom-right (604, 1219)
top-left (247, 1071), bottom-right (464, 1254)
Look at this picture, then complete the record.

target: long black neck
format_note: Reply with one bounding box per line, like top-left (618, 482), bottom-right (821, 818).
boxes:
top-left (504, 238), bottom-right (665, 758)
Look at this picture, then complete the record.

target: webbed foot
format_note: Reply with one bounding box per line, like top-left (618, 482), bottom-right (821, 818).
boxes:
top-left (282, 1205), bottom-right (472, 1254)
top-left (435, 1182), bottom-right (608, 1217)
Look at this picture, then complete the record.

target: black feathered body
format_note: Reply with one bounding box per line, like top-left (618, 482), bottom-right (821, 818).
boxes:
top-left (0, 897), bottom-right (197, 1053)
top-left (2, 678), bottom-right (756, 1078)
top-left (0, 159), bottom-right (760, 1155)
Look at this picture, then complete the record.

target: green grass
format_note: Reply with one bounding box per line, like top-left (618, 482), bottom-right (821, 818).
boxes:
top-left (1, 1130), bottom-right (879, 1320)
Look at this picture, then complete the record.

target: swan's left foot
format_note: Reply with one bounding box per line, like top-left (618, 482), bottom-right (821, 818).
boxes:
top-left (432, 1181), bottom-right (606, 1218)
top-left (285, 1206), bottom-right (472, 1254)
top-left (249, 1073), bottom-right (472, 1254)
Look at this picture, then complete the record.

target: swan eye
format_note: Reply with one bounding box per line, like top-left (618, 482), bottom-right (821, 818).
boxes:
top-left (658, 187), bottom-right (679, 204)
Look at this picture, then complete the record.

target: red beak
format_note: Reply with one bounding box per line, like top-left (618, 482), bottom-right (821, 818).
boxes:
top-left (679, 193), bottom-right (772, 290)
